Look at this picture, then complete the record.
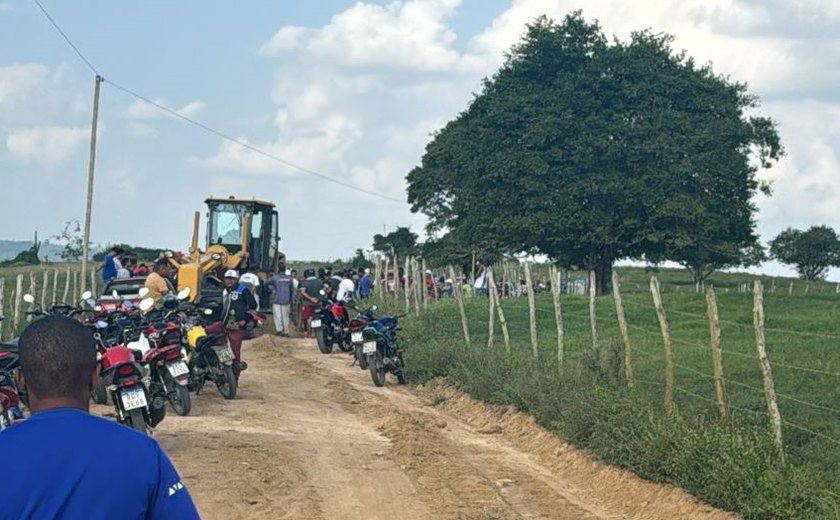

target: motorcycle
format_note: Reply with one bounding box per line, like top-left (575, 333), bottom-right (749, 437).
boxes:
top-left (181, 306), bottom-right (238, 400)
top-left (311, 293), bottom-right (352, 355)
top-left (0, 330), bottom-right (22, 428)
top-left (348, 305), bottom-right (380, 370)
top-left (136, 292), bottom-right (192, 416)
top-left (362, 313), bottom-right (407, 387)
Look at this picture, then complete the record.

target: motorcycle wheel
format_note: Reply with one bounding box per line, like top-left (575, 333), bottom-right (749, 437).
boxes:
top-left (337, 336), bottom-right (353, 353)
top-left (355, 344), bottom-right (369, 370)
top-left (315, 328), bottom-right (332, 354)
top-left (125, 408), bottom-right (148, 434)
top-left (395, 354), bottom-right (407, 385)
top-left (215, 365), bottom-right (238, 400)
top-left (167, 377), bottom-right (192, 416)
top-left (369, 352), bottom-right (386, 387)
top-left (92, 379), bottom-right (108, 405)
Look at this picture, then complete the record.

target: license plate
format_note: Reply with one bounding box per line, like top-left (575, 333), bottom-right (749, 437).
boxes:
top-left (213, 345), bottom-right (234, 363)
top-left (351, 332), bottom-right (363, 343)
top-left (120, 387), bottom-right (147, 411)
top-left (362, 341), bottom-right (377, 354)
top-left (310, 319), bottom-right (322, 328)
top-left (166, 361), bottom-right (189, 378)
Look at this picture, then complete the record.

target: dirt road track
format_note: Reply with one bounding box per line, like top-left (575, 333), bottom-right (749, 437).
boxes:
top-left (142, 336), bottom-right (734, 519)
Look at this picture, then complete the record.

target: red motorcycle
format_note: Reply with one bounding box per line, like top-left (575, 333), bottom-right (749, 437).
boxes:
top-left (312, 297), bottom-right (352, 355)
top-left (96, 337), bottom-right (161, 434)
top-left (140, 319), bottom-right (191, 416)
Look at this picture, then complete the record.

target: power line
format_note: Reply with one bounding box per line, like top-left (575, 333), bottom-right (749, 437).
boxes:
top-left (30, 0), bottom-right (407, 205)
top-left (31, 0), bottom-right (99, 76)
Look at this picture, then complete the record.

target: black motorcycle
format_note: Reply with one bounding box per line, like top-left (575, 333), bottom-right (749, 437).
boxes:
top-left (361, 313), bottom-right (407, 387)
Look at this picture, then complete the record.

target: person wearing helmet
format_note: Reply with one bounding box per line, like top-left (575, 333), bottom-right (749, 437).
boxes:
top-left (300, 268), bottom-right (322, 337)
top-left (222, 269), bottom-right (257, 381)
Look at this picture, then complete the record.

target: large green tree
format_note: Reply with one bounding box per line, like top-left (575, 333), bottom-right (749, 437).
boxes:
top-left (372, 226), bottom-right (418, 259)
top-left (769, 226), bottom-right (840, 281)
top-left (407, 13), bottom-right (782, 294)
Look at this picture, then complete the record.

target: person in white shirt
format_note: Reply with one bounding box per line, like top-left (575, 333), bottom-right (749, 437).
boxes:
top-left (239, 269), bottom-right (261, 308)
top-left (335, 270), bottom-right (356, 302)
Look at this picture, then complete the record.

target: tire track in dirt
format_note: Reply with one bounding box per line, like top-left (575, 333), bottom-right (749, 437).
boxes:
top-left (93, 335), bottom-right (735, 519)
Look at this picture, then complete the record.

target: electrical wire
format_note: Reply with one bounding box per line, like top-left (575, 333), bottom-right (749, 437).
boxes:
top-left (30, 0), bottom-right (407, 205)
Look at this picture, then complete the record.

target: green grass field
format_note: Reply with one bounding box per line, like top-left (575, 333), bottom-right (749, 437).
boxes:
top-left (389, 266), bottom-right (840, 519)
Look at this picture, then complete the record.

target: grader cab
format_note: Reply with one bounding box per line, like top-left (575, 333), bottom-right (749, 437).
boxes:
top-left (166, 196), bottom-right (283, 307)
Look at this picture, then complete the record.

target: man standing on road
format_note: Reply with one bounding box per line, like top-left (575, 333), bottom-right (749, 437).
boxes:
top-left (359, 268), bottom-right (374, 299)
top-left (336, 270), bottom-right (356, 302)
top-left (2, 316), bottom-right (200, 519)
top-left (299, 268), bottom-right (322, 338)
top-left (222, 270), bottom-right (257, 382)
top-left (266, 265), bottom-right (294, 337)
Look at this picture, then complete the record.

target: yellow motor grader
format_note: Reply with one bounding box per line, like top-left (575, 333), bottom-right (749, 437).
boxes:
top-left (165, 196), bottom-right (284, 309)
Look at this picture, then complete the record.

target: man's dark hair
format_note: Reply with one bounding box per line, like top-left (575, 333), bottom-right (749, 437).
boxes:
top-left (154, 259), bottom-right (170, 271)
top-left (19, 316), bottom-right (97, 399)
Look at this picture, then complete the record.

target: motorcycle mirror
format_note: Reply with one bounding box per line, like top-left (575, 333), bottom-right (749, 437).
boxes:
top-left (112, 289), bottom-right (119, 299)
top-left (81, 290), bottom-right (93, 300)
top-left (138, 287), bottom-right (150, 298)
top-left (23, 294), bottom-right (35, 304)
top-left (319, 289), bottom-right (326, 296)
top-left (139, 298), bottom-right (155, 312)
top-left (177, 287), bottom-right (191, 300)
top-left (371, 305), bottom-right (378, 312)
top-left (96, 320), bottom-right (109, 329)
top-left (204, 308), bottom-right (213, 316)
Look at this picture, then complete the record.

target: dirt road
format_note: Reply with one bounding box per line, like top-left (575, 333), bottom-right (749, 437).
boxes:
top-left (134, 336), bottom-right (734, 519)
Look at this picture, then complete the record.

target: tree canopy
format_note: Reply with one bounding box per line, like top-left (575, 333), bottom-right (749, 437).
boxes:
top-left (372, 226), bottom-right (419, 259)
top-left (407, 12), bottom-right (782, 293)
top-left (769, 226), bottom-right (840, 281)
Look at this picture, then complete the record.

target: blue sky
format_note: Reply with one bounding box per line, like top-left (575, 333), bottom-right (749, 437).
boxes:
top-left (2, 0), bottom-right (840, 278)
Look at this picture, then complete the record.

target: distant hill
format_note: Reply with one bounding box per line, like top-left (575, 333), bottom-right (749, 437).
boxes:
top-left (0, 240), bottom-right (70, 262)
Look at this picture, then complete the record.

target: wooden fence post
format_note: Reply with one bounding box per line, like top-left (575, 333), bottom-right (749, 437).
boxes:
top-left (52, 269), bottom-right (59, 305)
top-left (650, 276), bottom-right (675, 414)
top-left (27, 273), bottom-right (36, 322)
top-left (753, 280), bottom-right (784, 459)
top-left (449, 266), bottom-right (470, 345)
top-left (90, 269), bottom-right (97, 296)
top-left (788, 282), bottom-right (793, 295)
top-left (612, 271), bottom-right (634, 387)
top-left (13, 274), bottom-right (24, 334)
top-left (72, 270), bottom-right (79, 301)
top-left (62, 267), bottom-right (71, 303)
top-left (487, 267), bottom-right (496, 348)
top-left (588, 270), bottom-right (598, 350)
top-left (381, 256), bottom-right (389, 298)
top-left (523, 261), bottom-right (538, 358)
top-left (421, 259), bottom-right (430, 310)
top-left (0, 277), bottom-right (5, 340)
top-left (705, 287), bottom-right (729, 421)
top-left (412, 259), bottom-right (421, 316)
top-left (487, 268), bottom-right (510, 352)
top-left (404, 256), bottom-right (411, 313)
top-left (40, 270), bottom-right (49, 306)
top-left (549, 265), bottom-right (565, 368)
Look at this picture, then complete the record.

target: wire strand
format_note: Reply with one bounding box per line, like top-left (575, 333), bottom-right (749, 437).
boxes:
top-left (31, 0), bottom-right (99, 75)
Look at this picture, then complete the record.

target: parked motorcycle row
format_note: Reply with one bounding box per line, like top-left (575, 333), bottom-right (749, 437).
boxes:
top-left (0, 288), bottom-right (245, 434)
top-left (308, 291), bottom-right (407, 387)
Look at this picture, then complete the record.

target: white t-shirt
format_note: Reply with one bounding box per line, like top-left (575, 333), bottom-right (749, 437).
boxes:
top-left (336, 278), bottom-right (355, 301)
top-left (240, 272), bottom-right (260, 287)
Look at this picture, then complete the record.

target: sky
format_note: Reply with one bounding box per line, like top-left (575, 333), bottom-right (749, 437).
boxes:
top-left (1, 0), bottom-right (839, 278)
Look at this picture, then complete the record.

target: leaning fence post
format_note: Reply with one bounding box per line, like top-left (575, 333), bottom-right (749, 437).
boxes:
top-left (487, 268), bottom-right (510, 352)
top-left (449, 266), bottom-right (470, 345)
top-left (706, 286), bottom-right (729, 422)
top-left (13, 274), bottom-right (24, 334)
top-left (549, 265), bottom-right (565, 368)
top-left (650, 276), bottom-right (675, 414)
top-left (523, 261), bottom-right (538, 358)
top-left (612, 271), bottom-right (634, 387)
top-left (753, 280), bottom-right (785, 459)
top-left (62, 267), bottom-right (71, 303)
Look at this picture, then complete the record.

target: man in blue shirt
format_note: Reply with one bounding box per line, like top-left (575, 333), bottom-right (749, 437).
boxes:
top-left (1, 316), bottom-right (200, 520)
top-left (97, 246), bottom-right (122, 282)
top-left (359, 268), bottom-right (374, 299)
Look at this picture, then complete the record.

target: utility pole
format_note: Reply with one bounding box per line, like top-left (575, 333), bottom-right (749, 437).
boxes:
top-left (80, 75), bottom-right (102, 294)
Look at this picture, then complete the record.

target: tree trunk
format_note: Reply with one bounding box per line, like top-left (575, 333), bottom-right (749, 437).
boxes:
top-left (593, 259), bottom-right (613, 296)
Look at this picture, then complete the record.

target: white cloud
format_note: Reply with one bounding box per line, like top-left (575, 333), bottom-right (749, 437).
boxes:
top-left (262, 0), bottom-right (463, 71)
top-left (0, 63), bottom-right (49, 104)
top-left (121, 98), bottom-right (205, 120)
top-left (6, 126), bottom-right (88, 164)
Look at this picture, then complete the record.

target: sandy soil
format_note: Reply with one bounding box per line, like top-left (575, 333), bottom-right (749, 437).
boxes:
top-left (100, 335), bottom-right (736, 519)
